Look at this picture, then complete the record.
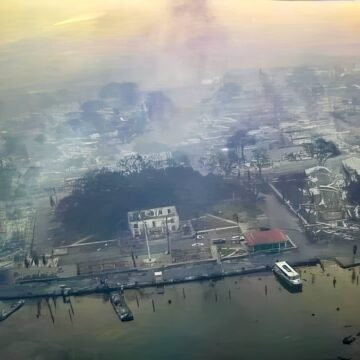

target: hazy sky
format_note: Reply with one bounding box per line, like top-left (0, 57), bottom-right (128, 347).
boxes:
top-left (1, 0), bottom-right (360, 90)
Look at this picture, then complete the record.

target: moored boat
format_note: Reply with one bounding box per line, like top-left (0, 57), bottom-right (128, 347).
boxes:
top-left (110, 291), bottom-right (134, 322)
top-left (273, 261), bottom-right (302, 290)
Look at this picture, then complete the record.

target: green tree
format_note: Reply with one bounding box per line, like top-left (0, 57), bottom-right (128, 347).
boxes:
top-left (252, 148), bottom-right (269, 177)
top-left (227, 129), bottom-right (255, 162)
top-left (313, 138), bottom-right (340, 166)
top-left (56, 167), bottom-right (239, 238)
top-left (207, 152), bottom-right (234, 176)
top-left (304, 143), bottom-right (315, 158)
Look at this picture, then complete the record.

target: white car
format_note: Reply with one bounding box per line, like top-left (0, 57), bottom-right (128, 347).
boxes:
top-left (196, 234), bottom-right (204, 240)
top-left (231, 235), bottom-right (245, 241)
top-left (192, 242), bottom-right (204, 247)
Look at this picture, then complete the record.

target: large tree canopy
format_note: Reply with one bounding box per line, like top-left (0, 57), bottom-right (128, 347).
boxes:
top-left (57, 167), bottom-right (238, 238)
top-left (305, 138), bottom-right (340, 165)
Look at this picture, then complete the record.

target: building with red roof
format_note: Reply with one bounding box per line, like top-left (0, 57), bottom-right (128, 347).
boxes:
top-left (245, 228), bottom-right (292, 253)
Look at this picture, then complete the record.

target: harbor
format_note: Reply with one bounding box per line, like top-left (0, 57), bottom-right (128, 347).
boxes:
top-left (1, 261), bottom-right (360, 360)
top-left (0, 257), bottom-right (321, 301)
top-left (2, 0), bottom-right (360, 359)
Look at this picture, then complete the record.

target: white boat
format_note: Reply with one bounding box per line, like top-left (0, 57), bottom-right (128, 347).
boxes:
top-left (273, 261), bottom-right (302, 289)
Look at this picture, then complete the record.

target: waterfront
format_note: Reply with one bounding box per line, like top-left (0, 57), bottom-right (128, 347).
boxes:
top-left (1, 262), bottom-right (360, 360)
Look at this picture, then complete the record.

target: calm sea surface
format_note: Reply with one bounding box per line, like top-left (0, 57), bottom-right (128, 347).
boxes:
top-left (1, 262), bottom-right (360, 360)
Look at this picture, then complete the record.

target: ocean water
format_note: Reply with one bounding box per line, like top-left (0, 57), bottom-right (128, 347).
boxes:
top-left (1, 262), bottom-right (359, 360)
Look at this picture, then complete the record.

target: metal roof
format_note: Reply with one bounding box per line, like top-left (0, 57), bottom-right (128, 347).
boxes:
top-left (245, 229), bottom-right (287, 246)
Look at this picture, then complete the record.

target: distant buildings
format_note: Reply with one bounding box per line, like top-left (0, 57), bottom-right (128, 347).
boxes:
top-left (302, 166), bottom-right (347, 224)
top-left (128, 206), bottom-right (180, 238)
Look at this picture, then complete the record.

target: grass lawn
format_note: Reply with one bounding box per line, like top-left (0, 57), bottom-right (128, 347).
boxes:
top-left (219, 247), bottom-right (235, 257)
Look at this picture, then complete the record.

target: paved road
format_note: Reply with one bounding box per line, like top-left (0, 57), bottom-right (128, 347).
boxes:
top-left (61, 192), bottom-right (360, 274)
top-left (249, 192), bottom-right (360, 266)
top-left (264, 193), bottom-right (307, 250)
top-left (32, 196), bottom-right (53, 254)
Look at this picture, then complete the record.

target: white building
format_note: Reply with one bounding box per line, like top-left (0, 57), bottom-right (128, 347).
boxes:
top-left (128, 206), bottom-right (180, 238)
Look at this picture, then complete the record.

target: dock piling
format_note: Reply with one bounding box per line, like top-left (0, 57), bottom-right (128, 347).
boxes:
top-left (68, 309), bottom-right (73, 324)
top-left (36, 299), bottom-right (41, 318)
top-left (69, 300), bottom-right (74, 315)
top-left (46, 298), bottom-right (55, 324)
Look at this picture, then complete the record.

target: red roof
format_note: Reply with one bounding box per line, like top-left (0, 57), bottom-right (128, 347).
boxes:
top-left (245, 229), bottom-right (287, 246)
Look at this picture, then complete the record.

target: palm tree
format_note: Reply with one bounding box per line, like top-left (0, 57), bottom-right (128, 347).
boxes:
top-left (252, 148), bottom-right (269, 177)
top-left (227, 129), bottom-right (255, 163)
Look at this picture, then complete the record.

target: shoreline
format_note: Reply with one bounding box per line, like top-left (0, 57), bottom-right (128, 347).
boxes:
top-left (0, 258), bottom-right (321, 301)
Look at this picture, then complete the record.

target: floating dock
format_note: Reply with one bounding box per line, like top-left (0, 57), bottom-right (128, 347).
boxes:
top-left (0, 300), bottom-right (25, 322)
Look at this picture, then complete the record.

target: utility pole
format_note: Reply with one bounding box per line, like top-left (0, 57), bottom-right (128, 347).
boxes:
top-left (233, 213), bottom-right (241, 237)
top-left (30, 211), bottom-right (37, 257)
top-left (131, 250), bottom-right (136, 268)
top-left (353, 244), bottom-right (358, 261)
top-left (236, 214), bottom-right (241, 237)
top-left (143, 220), bottom-right (151, 263)
top-left (165, 216), bottom-right (171, 255)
